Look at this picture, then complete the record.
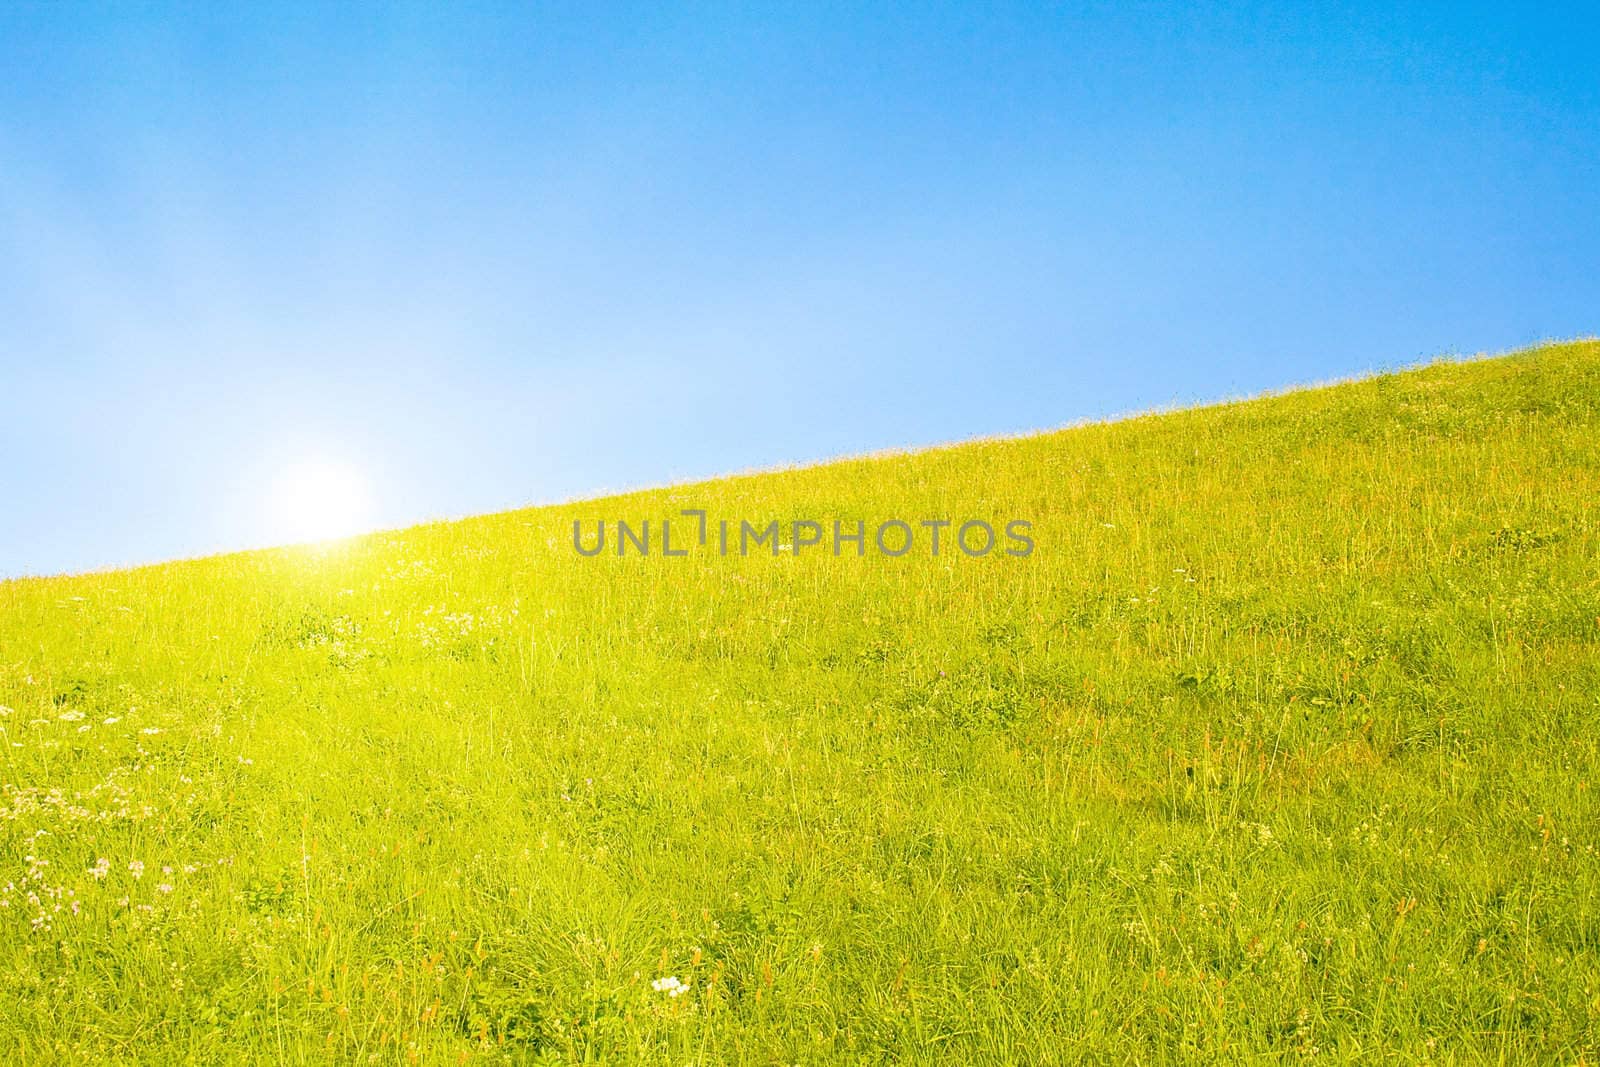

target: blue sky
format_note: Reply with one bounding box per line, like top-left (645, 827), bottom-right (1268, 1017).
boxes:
top-left (2, 3), bottom-right (1596, 576)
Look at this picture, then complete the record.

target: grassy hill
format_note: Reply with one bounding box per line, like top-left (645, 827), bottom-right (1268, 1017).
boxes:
top-left (3, 340), bottom-right (1598, 1063)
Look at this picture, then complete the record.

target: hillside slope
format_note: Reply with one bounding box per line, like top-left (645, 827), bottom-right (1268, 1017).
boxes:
top-left (3, 340), bottom-right (1599, 1062)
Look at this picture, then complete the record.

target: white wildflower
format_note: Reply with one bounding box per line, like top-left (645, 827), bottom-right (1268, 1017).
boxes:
top-left (651, 975), bottom-right (689, 997)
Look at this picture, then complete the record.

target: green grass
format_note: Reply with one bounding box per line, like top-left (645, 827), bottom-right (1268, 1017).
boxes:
top-left (3, 340), bottom-right (1600, 1063)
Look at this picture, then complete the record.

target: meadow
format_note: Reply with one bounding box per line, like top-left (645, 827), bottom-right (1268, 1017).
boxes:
top-left (2, 340), bottom-right (1598, 1063)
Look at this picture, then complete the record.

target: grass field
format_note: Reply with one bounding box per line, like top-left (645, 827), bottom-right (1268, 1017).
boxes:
top-left (3, 340), bottom-right (1599, 1063)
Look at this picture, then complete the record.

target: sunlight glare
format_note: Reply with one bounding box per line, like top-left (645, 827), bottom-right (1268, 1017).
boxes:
top-left (267, 459), bottom-right (376, 545)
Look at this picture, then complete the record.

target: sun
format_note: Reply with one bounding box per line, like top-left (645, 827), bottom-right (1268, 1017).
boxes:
top-left (267, 458), bottom-right (376, 545)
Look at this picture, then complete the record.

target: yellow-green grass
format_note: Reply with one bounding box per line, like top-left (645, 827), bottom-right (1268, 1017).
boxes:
top-left (3, 341), bottom-right (1599, 1063)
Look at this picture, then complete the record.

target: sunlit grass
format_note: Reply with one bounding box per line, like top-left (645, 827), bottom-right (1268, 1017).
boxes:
top-left (2, 340), bottom-right (1598, 1063)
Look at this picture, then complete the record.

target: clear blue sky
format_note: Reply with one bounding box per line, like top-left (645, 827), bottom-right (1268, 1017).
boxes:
top-left (2, 3), bottom-right (1596, 576)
